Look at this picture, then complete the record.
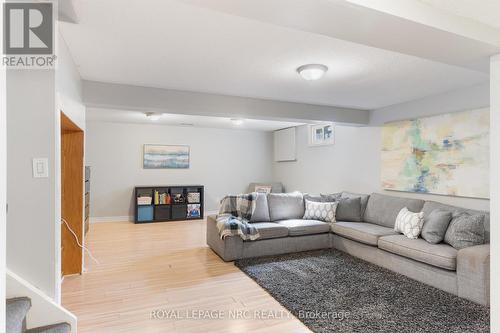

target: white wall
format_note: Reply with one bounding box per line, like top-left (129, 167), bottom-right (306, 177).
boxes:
top-left (7, 69), bottom-right (59, 300)
top-left (490, 54), bottom-right (500, 331)
top-left (274, 84), bottom-right (490, 211)
top-left (86, 122), bottom-right (273, 219)
top-left (273, 124), bottom-right (380, 195)
top-left (57, 33), bottom-right (86, 130)
top-left (370, 83), bottom-right (489, 125)
top-left (6, 32), bottom-right (85, 303)
top-left (1, 0), bottom-right (7, 327)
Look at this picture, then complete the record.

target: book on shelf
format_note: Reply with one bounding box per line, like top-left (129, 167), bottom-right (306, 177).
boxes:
top-left (154, 191), bottom-right (171, 205)
top-left (187, 204), bottom-right (201, 218)
top-left (137, 196), bottom-right (152, 205)
top-left (187, 192), bottom-right (200, 203)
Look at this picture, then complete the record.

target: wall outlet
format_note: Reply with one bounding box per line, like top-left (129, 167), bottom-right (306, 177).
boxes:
top-left (32, 158), bottom-right (49, 178)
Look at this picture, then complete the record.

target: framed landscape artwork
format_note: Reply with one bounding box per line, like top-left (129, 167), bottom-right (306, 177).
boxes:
top-left (143, 144), bottom-right (190, 169)
top-left (381, 108), bottom-right (489, 199)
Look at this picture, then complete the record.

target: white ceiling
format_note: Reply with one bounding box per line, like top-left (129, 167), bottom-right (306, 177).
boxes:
top-left (86, 108), bottom-right (304, 131)
top-left (419, 0), bottom-right (500, 29)
top-left (60, 0), bottom-right (490, 110)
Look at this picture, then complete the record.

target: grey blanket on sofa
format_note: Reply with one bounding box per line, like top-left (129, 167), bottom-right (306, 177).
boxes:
top-left (216, 193), bottom-right (260, 241)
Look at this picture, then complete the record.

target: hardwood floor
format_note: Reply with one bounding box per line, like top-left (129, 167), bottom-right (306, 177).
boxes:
top-left (62, 220), bottom-right (310, 333)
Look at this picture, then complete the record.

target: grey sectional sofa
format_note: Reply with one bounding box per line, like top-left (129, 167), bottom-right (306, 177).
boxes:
top-left (206, 192), bottom-right (490, 305)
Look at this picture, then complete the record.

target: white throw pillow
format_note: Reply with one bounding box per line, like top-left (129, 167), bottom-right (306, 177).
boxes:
top-left (303, 199), bottom-right (338, 223)
top-left (394, 207), bottom-right (424, 239)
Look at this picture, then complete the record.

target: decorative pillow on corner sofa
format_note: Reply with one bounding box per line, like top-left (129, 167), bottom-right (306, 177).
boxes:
top-left (335, 197), bottom-right (362, 222)
top-left (394, 207), bottom-right (424, 239)
top-left (320, 192), bottom-right (342, 202)
top-left (303, 194), bottom-right (328, 202)
top-left (444, 212), bottom-right (485, 250)
top-left (421, 209), bottom-right (452, 244)
top-left (303, 199), bottom-right (338, 223)
top-left (341, 192), bottom-right (370, 216)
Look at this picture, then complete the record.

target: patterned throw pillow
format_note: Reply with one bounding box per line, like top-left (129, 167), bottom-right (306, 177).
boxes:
top-left (303, 199), bottom-right (338, 223)
top-left (444, 212), bottom-right (485, 250)
top-left (394, 207), bottom-right (424, 239)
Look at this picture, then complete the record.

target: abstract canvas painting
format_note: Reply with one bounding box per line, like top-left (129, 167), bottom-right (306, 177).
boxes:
top-left (381, 109), bottom-right (489, 198)
top-left (143, 144), bottom-right (190, 169)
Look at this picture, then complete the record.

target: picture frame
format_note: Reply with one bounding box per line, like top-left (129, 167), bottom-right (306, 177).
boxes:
top-left (143, 144), bottom-right (190, 169)
top-left (308, 123), bottom-right (335, 146)
top-left (254, 185), bottom-right (273, 194)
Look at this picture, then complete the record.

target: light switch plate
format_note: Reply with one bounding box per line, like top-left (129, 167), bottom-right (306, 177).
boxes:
top-left (32, 158), bottom-right (49, 178)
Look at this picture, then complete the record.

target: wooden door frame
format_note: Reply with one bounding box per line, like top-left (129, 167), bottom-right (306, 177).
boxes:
top-left (61, 112), bottom-right (84, 276)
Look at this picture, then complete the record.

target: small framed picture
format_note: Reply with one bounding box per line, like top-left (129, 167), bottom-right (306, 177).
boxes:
top-left (254, 185), bottom-right (272, 194)
top-left (309, 123), bottom-right (335, 146)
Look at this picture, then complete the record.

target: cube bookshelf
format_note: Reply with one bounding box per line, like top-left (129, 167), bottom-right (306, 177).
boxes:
top-left (134, 185), bottom-right (204, 223)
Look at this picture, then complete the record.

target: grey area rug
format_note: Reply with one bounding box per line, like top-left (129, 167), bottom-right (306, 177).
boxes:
top-left (235, 250), bottom-right (490, 333)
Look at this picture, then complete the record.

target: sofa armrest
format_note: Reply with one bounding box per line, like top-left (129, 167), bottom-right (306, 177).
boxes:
top-left (206, 215), bottom-right (242, 261)
top-left (457, 244), bottom-right (490, 305)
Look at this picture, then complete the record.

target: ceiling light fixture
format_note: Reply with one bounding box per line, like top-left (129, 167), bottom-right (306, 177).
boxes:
top-left (231, 118), bottom-right (244, 126)
top-left (145, 112), bottom-right (161, 121)
top-left (297, 64), bottom-right (328, 81)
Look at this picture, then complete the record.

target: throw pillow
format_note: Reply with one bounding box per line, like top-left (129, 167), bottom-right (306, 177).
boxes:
top-left (444, 212), bottom-right (485, 250)
top-left (341, 192), bottom-right (370, 217)
top-left (304, 194), bottom-right (329, 202)
top-left (250, 192), bottom-right (271, 222)
top-left (320, 192), bottom-right (342, 202)
top-left (336, 197), bottom-right (362, 222)
top-left (421, 209), bottom-right (452, 244)
top-left (394, 207), bottom-right (424, 239)
top-left (303, 199), bottom-right (338, 223)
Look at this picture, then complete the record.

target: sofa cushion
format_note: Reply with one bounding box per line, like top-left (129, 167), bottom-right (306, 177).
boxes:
top-left (341, 192), bottom-right (369, 218)
top-left (250, 222), bottom-right (289, 240)
top-left (421, 209), bottom-right (452, 244)
top-left (276, 219), bottom-right (331, 236)
top-left (423, 201), bottom-right (490, 243)
top-left (336, 197), bottom-right (362, 222)
top-left (332, 222), bottom-right (397, 246)
top-left (268, 192), bottom-right (304, 221)
top-left (364, 193), bottom-right (425, 228)
top-left (250, 192), bottom-right (271, 222)
top-left (378, 235), bottom-right (458, 270)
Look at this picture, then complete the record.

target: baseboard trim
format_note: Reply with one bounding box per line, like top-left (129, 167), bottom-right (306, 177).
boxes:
top-left (205, 210), bottom-right (218, 216)
top-left (90, 216), bottom-right (133, 223)
top-left (91, 212), bottom-right (217, 223)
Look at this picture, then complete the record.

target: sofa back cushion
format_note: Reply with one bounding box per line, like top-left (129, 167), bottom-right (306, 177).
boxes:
top-left (268, 192), bottom-right (305, 221)
top-left (250, 192), bottom-right (271, 222)
top-left (364, 193), bottom-right (425, 228)
top-left (341, 192), bottom-right (370, 218)
top-left (422, 201), bottom-right (490, 243)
